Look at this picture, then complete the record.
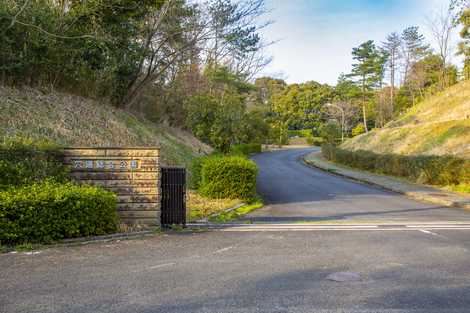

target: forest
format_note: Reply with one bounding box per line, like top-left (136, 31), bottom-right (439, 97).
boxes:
top-left (2, 0), bottom-right (470, 151)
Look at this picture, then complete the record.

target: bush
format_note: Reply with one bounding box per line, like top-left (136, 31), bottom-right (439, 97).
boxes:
top-left (188, 156), bottom-right (209, 190)
top-left (199, 156), bottom-right (258, 200)
top-left (352, 124), bottom-right (366, 137)
top-left (0, 138), bottom-right (68, 189)
top-left (319, 122), bottom-right (342, 145)
top-left (322, 144), bottom-right (470, 186)
top-left (0, 181), bottom-right (118, 245)
top-left (288, 129), bottom-right (313, 138)
top-left (307, 137), bottom-right (324, 146)
top-left (230, 143), bottom-right (262, 156)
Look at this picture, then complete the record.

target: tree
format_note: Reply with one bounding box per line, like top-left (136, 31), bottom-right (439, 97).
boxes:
top-left (457, 7), bottom-right (470, 79)
top-left (426, 3), bottom-right (456, 89)
top-left (253, 77), bottom-right (286, 108)
top-left (400, 26), bottom-right (430, 105)
top-left (121, 0), bottom-right (206, 109)
top-left (329, 75), bottom-right (361, 137)
top-left (319, 122), bottom-right (342, 145)
top-left (348, 40), bottom-right (383, 133)
top-left (204, 0), bottom-right (271, 79)
top-left (381, 32), bottom-right (402, 113)
top-left (185, 65), bottom-right (268, 152)
top-left (401, 26), bottom-right (429, 85)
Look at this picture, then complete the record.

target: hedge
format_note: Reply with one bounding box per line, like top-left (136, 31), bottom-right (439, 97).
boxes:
top-left (199, 156), bottom-right (258, 200)
top-left (306, 137), bottom-right (324, 146)
top-left (0, 138), bottom-right (68, 189)
top-left (188, 155), bottom-right (209, 190)
top-left (0, 181), bottom-right (119, 244)
top-left (288, 129), bottom-right (313, 138)
top-left (230, 143), bottom-right (262, 156)
top-left (322, 144), bottom-right (470, 186)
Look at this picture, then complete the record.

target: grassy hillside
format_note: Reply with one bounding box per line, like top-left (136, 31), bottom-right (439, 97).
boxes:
top-left (342, 81), bottom-right (470, 159)
top-left (0, 86), bottom-right (212, 166)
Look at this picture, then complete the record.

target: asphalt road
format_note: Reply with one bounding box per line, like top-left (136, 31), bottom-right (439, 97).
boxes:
top-left (2, 229), bottom-right (470, 313)
top-left (3, 148), bottom-right (470, 313)
top-left (245, 148), bottom-right (470, 223)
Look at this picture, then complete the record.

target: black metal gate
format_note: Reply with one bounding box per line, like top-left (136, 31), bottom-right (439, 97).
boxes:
top-left (160, 167), bottom-right (186, 227)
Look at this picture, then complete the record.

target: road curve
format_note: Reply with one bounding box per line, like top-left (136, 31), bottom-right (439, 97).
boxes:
top-left (244, 148), bottom-right (470, 223)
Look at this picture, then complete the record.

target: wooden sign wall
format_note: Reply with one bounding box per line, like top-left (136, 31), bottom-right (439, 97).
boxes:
top-left (63, 148), bottom-right (160, 226)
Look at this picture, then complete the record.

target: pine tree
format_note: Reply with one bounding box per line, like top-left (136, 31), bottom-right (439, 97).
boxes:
top-left (382, 32), bottom-right (402, 113)
top-left (349, 40), bottom-right (382, 133)
top-left (458, 8), bottom-right (470, 80)
top-left (401, 26), bottom-right (429, 84)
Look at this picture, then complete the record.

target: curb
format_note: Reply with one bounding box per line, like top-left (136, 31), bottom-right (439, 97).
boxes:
top-left (61, 229), bottom-right (158, 244)
top-left (1, 230), bottom-right (162, 254)
top-left (302, 156), bottom-right (470, 211)
top-left (192, 202), bottom-right (247, 223)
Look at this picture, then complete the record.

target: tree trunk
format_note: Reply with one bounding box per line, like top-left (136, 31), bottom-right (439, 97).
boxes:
top-left (390, 53), bottom-right (395, 117)
top-left (362, 77), bottom-right (368, 133)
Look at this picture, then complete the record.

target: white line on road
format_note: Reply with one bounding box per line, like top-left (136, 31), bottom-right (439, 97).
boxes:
top-left (418, 229), bottom-right (447, 238)
top-left (149, 262), bottom-right (176, 270)
top-left (189, 223), bottom-right (470, 232)
top-left (213, 246), bottom-right (234, 254)
top-left (217, 227), bottom-right (470, 232)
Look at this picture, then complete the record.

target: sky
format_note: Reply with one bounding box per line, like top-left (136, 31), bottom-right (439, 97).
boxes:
top-left (258, 0), bottom-right (456, 85)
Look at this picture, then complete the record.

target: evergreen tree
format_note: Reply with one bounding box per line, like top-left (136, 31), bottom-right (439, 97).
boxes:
top-left (458, 8), bottom-right (470, 79)
top-left (348, 40), bottom-right (383, 133)
top-left (381, 32), bottom-right (402, 112)
top-left (401, 26), bottom-right (430, 84)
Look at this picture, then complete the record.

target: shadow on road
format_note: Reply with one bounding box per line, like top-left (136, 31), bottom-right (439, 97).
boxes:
top-left (240, 205), bottom-right (448, 223)
top-left (247, 148), bottom-right (470, 223)
top-left (147, 267), bottom-right (470, 312)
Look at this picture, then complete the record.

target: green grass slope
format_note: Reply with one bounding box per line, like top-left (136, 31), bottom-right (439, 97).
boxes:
top-left (342, 81), bottom-right (470, 159)
top-left (1, 86), bottom-right (212, 166)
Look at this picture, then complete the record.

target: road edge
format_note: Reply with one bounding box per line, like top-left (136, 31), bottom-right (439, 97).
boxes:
top-left (302, 152), bottom-right (470, 211)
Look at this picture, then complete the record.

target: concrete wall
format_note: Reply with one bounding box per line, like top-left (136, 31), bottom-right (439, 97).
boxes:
top-left (63, 148), bottom-right (160, 226)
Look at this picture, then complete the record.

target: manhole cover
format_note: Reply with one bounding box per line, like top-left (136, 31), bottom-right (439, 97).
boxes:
top-left (326, 272), bottom-right (361, 282)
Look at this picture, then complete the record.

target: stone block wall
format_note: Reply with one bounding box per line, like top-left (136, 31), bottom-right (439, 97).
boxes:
top-left (63, 148), bottom-right (160, 226)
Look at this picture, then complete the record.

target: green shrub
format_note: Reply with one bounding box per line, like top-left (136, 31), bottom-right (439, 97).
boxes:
top-left (0, 137), bottom-right (68, 189)
top-left (0, 181), bottom-right (118, 245)
top-left (230, 143), bottom-right (262, 156)
top-left (321, 144), bottom-right (470, 187)
top-left (319, 122), bottom-right (342, 145)
top-left (199, 156), bottom-right (258, 200)
top-left (188, 156), bottom-right (209, 190)
top-left (351, 124), bottom-right (366, 137)
top-left (307, 137), bottom-right (324, 146)
top-left (288, 129), bottom-right (313, 138)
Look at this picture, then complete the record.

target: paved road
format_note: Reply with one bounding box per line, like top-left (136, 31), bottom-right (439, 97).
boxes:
top-left (2, 229), bottom-right (470, 313)
top-left (3, 148), bottom-right (470, 313)
top-left (245, 148), bottom-right (470, 223)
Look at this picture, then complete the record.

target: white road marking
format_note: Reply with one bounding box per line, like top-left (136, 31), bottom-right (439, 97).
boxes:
top-left (23, 251), bottom-right (41, 255)
top-left (189, 223), bottom-right (470, 232)
top-left (218, 228), bottom-right (470, 232)
top-left (213, 246), bottom-right (234, 254)
top-left (149, 262), bottom-right (176, 270)
top-left (418, 229), bottom-right (447, 238)
top-left (419, 229), bottom-right (437, 235)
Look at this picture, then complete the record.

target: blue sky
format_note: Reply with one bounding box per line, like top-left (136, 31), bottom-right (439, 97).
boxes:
top-left (259, 0), bottom-right (454, 84)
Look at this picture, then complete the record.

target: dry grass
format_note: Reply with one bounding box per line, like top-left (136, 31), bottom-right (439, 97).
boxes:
top-left (187, 190), bottom-right (243, 222)
top-left (0, 86), bottom-right (212, 166)
top-left (342, 81), bottom-right (470, 159)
